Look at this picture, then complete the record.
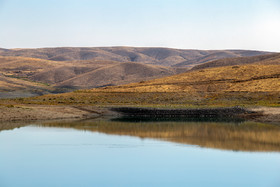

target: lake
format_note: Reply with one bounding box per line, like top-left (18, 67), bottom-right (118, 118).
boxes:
top-left (0, 119), bottom-right (280, 187)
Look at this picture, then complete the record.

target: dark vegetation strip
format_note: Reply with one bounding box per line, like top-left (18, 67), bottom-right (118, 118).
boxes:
top-left (111, 116), bottom-right (245, 123)
top-left (111, 106), bottom-right (258, 118)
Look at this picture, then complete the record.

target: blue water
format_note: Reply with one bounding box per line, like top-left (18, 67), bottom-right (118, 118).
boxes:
top-left (0, 125), bottom-right (280, 187)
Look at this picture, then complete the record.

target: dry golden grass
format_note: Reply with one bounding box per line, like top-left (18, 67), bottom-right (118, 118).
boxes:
top-left (0, 56), bottom-right (64, 73)
top-left (11, 64), bottom-right (279, 107)
top-left (1, 54), bottom-right (278, 107)
top-left (0, 56), bottom-right (64, 92)
top-left (0, 74), bottom-right (51, 91)
top-left (90, 64), bottom-right (280, 93)
top-left (0, 50), bottom-right (277, 98)
top-left (0, 55), bottom-right (186, 92)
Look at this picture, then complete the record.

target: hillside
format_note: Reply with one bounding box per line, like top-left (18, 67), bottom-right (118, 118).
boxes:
top-left (191, 53), bottom-right (280, 71)
top-left (90, 64), bottom-right (279, 93)
top-left (28, 60), bottom-right (121, 85)
top-left (0, 73), bottom-right (49, 91)
top-left (0, 56), bottom-right (66, 78)
top-left (21, 63), bottom-right (279, 107)
top-left (0, 56), bottom-right (187, 96)
top-left (90, 53), bottom-right (280, 94)
top-left (0, 47), bottom-right (275, 99)
top-left (0, 73), bottom-right (53, 98)
top-left (55, 62), bottom-right (183, 89)
top-left (0, 47), bottom-right (270, 67)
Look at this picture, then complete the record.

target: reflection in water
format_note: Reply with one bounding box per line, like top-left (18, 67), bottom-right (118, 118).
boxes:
top-left (36, 118), bottom-right (280, 152)
top-left (1, 119), bottom-right (280, 187)
top-left (0, 122), bottom-right (28, 132)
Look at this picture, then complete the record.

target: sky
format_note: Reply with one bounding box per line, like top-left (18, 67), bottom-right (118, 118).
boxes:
top-left (0, 0), bottom-right (279, 51)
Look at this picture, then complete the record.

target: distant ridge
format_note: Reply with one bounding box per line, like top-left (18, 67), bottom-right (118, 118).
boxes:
top-left (0, 47), bottom-right (275, 98)
top-left (191, 53), bottom-right (280, 71)
top-left (0, 47), bottom-right (270, 68)
top-left (0, 55), bottom-right (186, 96)
top-left (91, 54), bottom-right (280, 93)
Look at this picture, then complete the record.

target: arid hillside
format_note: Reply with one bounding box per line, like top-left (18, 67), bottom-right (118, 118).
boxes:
top-left (55, 62), bottom-right (184, 89)
top-left (0, 47), bottom-right (269, 67)
top-left (22, 62), bottom-right (279, 107)
top-left (192, 53), bottom-right (280, 70)
top-left (0, 55), bottom-right (187, 96)
top-left (92, 64), bottom-right (280, 93)
top-left (0, 56), bottom-right (66, 78)
top-left (0, 47), bottom-right (275, 98)
top-left (0, 73), bottom-right (53, 98)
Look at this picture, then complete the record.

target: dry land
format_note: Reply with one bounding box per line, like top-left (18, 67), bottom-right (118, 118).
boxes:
top-left (0, 103), bottom-right (279, 124)
top-left (0, 105), bottom-right (105, 122)
top-left (0, 51), bottom-right (279, 123)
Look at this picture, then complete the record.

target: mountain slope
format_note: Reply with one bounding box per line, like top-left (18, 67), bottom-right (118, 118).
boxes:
top-left (0, 73), bottom-right (54, 98)
top-left (0, 47), bottom-right (275, 99)
top-left (0, 56), bottom-right (64, 77)
top-left (0, 55), bottom-right (188, 96)
top-left (92, 64), bottom-right (280, 93)
top-left (191, 53), bottom-right (280, 71)
top-left (25, 63), bottom-right (279, 106)
top-left (55, 62), bottom-right (178, 89)
top-left (29, 60), bottom-right (120, 85)
top-left (0, 47), bottom-right (270, 67)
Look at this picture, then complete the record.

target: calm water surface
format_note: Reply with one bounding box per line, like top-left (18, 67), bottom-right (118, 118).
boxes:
top-left (0, 120), bottom-right (280, 187)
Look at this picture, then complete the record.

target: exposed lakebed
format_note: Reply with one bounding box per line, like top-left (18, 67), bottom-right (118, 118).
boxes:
top-left (0, 118), bottom-right (279, 187)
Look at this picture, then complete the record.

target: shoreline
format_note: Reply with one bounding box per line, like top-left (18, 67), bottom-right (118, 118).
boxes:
top-left (0, 105), bottom-right (105, 122)
top-left (0, 104), bottom-right (279, 124)
top-left (110, 106), bottom-right (257, 117)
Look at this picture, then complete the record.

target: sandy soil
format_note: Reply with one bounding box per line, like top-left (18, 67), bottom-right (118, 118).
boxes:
top-left (0, 105), bottom-right (279, 124)
top-left (250, 107), bottom-right (280, 123)
top-left (0, 105), bottom-right (105, 122)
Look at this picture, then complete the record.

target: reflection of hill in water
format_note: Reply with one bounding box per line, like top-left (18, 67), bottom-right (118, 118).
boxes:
top-left (40, 119), bottom-right (280, 152)
top-left (0, 122), bottom-right (28, 132)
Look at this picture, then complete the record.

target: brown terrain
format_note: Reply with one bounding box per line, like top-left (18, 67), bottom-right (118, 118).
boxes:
top-left (0, 47), bottom-right (270, 97)
top-left (0, 47), bottom-right (269, 67)
top-left (0, 47), bottom-right (279, 123)
top-left (192, 53), bottom-right (280, 70)
top-left (0, 105), bottom-right (103, 122)
top-left (0, 55), bottom-right (186, 97)
top-left (92, 64), bottom-right (280, 93)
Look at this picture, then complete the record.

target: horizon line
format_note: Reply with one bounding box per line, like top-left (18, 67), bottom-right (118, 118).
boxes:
top-left (0, 46), bottom-right (278, 53)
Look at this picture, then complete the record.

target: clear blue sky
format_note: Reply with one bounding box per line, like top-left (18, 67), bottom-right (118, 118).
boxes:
top-left (0, 0), bottom-right (279, 51)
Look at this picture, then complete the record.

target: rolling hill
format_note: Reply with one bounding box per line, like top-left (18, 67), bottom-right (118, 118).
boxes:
top-left (191, 53), bottom-right (280, 71)
top-left (26, 62), bottom-right (279, 107)
top-left (0, 47), bottom-right (275, 99)
top-left (0, 55), bottom-right (187, 97)
top-left (92, 64), bottom-right (280, 93)
top-left (0, 73), bottom-right (53, 98)
top-left (49, 55), bottom-right (278, 106)
top-left (55, 62), bottom-right (184, 89)
top-left (0, 47), bottom-right (270, 67)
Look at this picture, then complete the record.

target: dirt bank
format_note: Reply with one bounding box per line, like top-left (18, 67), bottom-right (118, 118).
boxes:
top-left (0, 105), bottom-right (106, 122)
top-left (250, 107), bottom-right (280, 123)
top-left (0, 105), bottom-right (279, 124)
